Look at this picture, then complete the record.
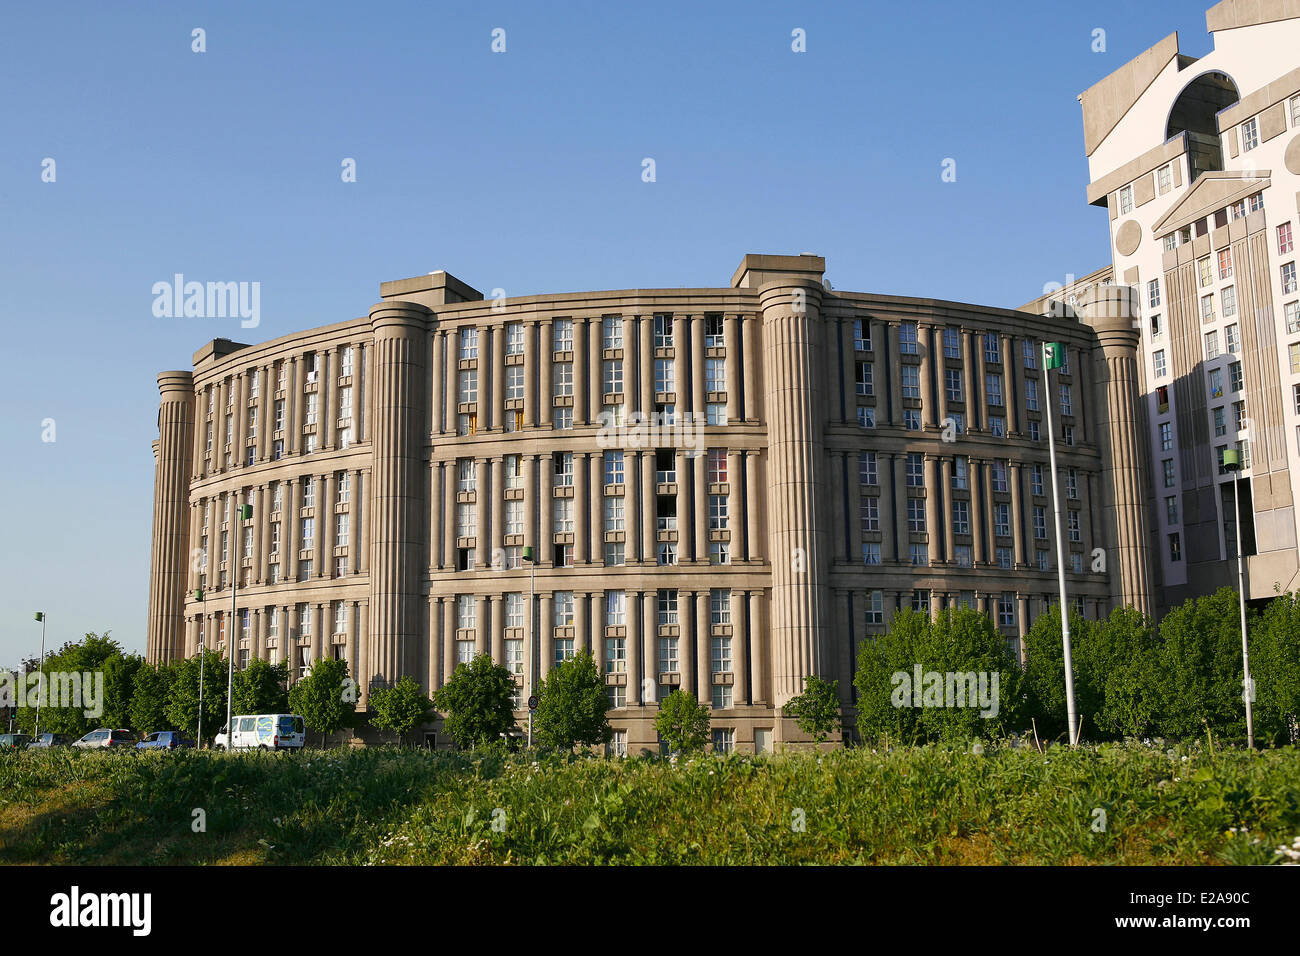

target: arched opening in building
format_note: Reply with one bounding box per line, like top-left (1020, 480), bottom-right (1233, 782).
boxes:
top-left (1166, 71), bottom-right (1240, 182)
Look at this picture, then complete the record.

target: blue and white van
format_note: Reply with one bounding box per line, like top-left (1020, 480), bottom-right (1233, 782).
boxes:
top-left (213, 714), bottom-right (306, 751)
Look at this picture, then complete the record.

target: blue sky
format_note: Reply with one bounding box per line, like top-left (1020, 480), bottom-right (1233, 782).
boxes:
top-left (0, 0), bottom-right (1216, 663)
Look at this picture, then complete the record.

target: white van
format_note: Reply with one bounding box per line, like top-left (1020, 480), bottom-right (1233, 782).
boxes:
top-left (213, 714), bottom-right (306, 751)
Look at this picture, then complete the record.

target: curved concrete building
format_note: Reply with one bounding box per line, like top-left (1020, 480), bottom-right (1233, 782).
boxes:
top-left (147, 253), bottom-right (1153, 751)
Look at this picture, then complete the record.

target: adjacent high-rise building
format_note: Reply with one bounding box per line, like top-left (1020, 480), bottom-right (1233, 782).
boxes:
top-left (1047, 0), bottom-right (1300, 610)
top-left (148, 253), bottom-right (1155, 751)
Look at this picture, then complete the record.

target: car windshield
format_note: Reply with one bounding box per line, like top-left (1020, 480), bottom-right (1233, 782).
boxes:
top-left (279, 717), bottom-right (302, 734)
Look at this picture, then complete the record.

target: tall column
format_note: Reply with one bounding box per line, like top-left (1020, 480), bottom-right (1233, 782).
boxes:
top-left (1010, 461), bottom-right (1028, 569)
top-left (574, 453), bottom-right (590, 564)
top-left (627, 451), bottom-right (642, 564)
top-left (690, 313), bottom-right (706, 416)
top-left (442, 462), bottom-right (456, 569)
top-left (733, 591), bottom-right (750, 706)
top-left (476, 593), bottom-right (491, 657)
top-left (147, 371), bottom-right (195, 664)
top-left (941, 457), bottom-right (956, 564)
top-left (675, 449), bottom-right (691, 562)
top-left (490, 325), bottom-right (505, 432)
top-left (588, 316), bottom-right (602, 425)
top-left (641, 590), bottom-right (657, 704)
top-left (639, 315), bottom-right (654, 417)
top-left (442, 598), bottom-right (456, 686)
top-left (523, 325), bottom-right (538, 429)
top-left (695, 590), bottom-right (710, 705)
top-left (759, 277), bottom-right (830, 708)
top-left (746, 451), bottom-right (763, 562)
top-left (539, 319), bottom-right (554, 427)
top-left (490, 593), bottom-right (504, 665)
top-left (1080, 286), bottom-right (1155, 618)
top-left (523, 454), bottom-right (538, 558)
top-left (575, 591), bottom-right (590, 655)
top-left (741, 314), bottom-right (760, 422)
top-left (321, 350), bottom-right (335, 449)
top-left (693, 451), bottom-right (708, 564)
top-left (431, 330), bottom-right (445, 436)
top-left (589, 452), bottom-right (603, 565)
top-left (356, 470), bottom-right (370, 575)
top-left (539, 453), bottom-right (554, 561)
top-left (724, 313), bottom-right (742, 423)
top-left (320, 472), bottom-right (335, 578)
top-left (920, 323), bottom-right (938, 429)
top-left (491, 456), bottom-right (505, 565)
top-left (749, 591), bottom-right (767, 705)
top-left (444, 336), bottom-right (459, 433)
top-left (539, 593), bottom-right (554, 682)
top-left (925, 455), bottom-right (943, 565)
top-left (680, 590), bottom-right (696, 697)
top-left (367, 300), bottom-right (431, 687)
top-left (640, 450), bottom-right (655, 563)
top-left (627, 591), bottom-right (642, 706)
top-left (475, 458), bottom-right (490, 568)
top-left (573, 317), bottom-right (589, 424)
top-left (969, 458), bottom-right (985, 568)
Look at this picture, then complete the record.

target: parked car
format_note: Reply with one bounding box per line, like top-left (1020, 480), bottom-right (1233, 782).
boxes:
top-left (72, 729), bottom-right (136, 749)
top-left (28, 733), bottom-right (74, 749)
top-left (213, 714), bottom-right (305, 751)
top-left (0, 733), bottom-right (32, 750)
top-left (136, 731), bottom-right (195, 751)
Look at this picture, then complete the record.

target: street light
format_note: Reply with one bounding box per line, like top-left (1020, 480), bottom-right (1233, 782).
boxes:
top-left (1223, 448), bottom-right (1255, 750)
top-left (226, 502), bottom-right (253, 748)
top-left (33, 612), bottom-right (46, 738)
top-left (195, 587), bottom-right (207, 748)
top-left (523, 544), bottom-right (536, 749)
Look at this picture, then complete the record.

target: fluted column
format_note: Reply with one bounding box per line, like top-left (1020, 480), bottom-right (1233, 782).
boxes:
top-left (640, 451), bottom-right (655, 563)
top-left (475, 458), bottom-right (490, 569)
top-left (147, 371), bottom-right (196, 664)
top-left (759, 279), bottom-right (830, 708)
top-left (926, 455), bottom-right (943, 565)
top-left (695, 590), bottom-right (710, 704)
top-left (588, 452), bottom-right (603, 565)
top-left (641, 590), bottom-right (657, 703)
top-left (1080, 286), bottom-right (1154, 617)
top-left (627, 591), bottom-right (642, 706)
top-left (741, 314), bottom-right (760, 422)
top-left (574, 453), bottom-right (590, 564)
top-left (367, 300), bottom-right (431, 688)
top-left (724, 314), bottom-right (742, 423)
top-left (539, 319), bottom-right (554, 428)
top-left (1010, 461), bottom-right (1028, 569)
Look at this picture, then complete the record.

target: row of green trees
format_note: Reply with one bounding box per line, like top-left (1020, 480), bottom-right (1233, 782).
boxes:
top-left (851, 588), bottom-right (1300, 746)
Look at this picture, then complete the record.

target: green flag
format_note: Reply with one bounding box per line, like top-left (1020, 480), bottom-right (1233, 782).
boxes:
top-left (194, 589), bottom-right (204, 601)
top-left (238, 504), bottom-right (253, 521)
top-left (34, 611), bottom-right (43, 622)
top-left (1223, 448), bottom-right (1241, 470)
top-left (1044, 342), bottom-right (1066, 370)
top-left (522, 546), bottom-right (535, 562)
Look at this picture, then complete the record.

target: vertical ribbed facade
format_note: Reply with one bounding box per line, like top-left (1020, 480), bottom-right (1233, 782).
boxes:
top-left (758, 279), bottom-right (831, 709)
top-left (147, 371), bottom-right (196, 663)
top-left (1081, 286), bottom-right (1154, 618)
top-left (367, 302), bottom-right (431, 688)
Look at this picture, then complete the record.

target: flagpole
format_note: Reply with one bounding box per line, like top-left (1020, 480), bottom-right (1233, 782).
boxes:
top-left (1225, 450), bottom-right (1254, 749)
top-left (197, 588), bottom-right (206, 747)
top-left (1042, 342), bottom-right (1079, 746)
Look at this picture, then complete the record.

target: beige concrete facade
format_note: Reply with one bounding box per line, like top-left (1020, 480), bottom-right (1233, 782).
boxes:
top-left (148, 253), bottom-right (1152, 751)
top-left (1062, 0), bottom-right (1300, 611)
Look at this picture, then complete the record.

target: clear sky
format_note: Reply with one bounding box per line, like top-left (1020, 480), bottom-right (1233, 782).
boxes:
top-left (0, 0), bottom-right (1218, 664)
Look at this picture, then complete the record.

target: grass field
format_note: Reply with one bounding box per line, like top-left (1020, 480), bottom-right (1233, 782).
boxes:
top-left (2, 742), bottom-right (1298, 865)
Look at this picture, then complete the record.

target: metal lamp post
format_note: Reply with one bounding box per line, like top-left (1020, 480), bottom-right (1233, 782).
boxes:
top-left (523, 544), bottom-right (536, 748)
top-left (1042, 342), bottom-right (1079, 746)
top-left (1223, 448), bottom-right (1255, 750)
top-left (33, 612), bottom-right (47, 737)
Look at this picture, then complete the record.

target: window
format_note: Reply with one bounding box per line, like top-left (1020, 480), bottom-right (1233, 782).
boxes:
top-left (654, 359), bottom-right (674, 394)
top-left (1291, 344), bottom-right (1300, 375)
top-left (1198, 256), bottom-right (1213, 289)
top-left (983, 333), bottom-right (1001, 363)
top-left (992, 459), bottom-right (1008, 492)
top-left (853, 319), bottom-right (871, 351)
top-left (1280, 223), bottom-right (1295, 256)
top-left (703, 313), bottom-right (723, 349)
top-left (505, 322), bottom-right (524, 356)
top-left (603, 315), bottom-right (623, 350)
top-left (1163, 459), bottom-right (1175, 488)
top-left (856, 361), bottom-right (874, 396)
top-left (892, 364), bottom-right (918, 401)
top-left (603, 360), bottom-right (623, 396)
top-left (899, 322), bottom-right (918, 355)
top-left (905, 453), bottom-right (924, 487)
top-left (945, 368), bottom-right (963, 403)
top-left (1065, 468), bottom-right (1078, 500)
top-left (1154, 350), bottom-right (1167, 378)
top-left (1025, 378), bottom-right (1039, 411)
top-left (458, 327), bottom-right (478, 360)
top-left (860, 495), bottom-right (879, 533)
top-left (944, 328), bottom-right (961, 358)
top-left (1293, 94), bottom-right (1300, 127)
top-left (273, 399), bottom-right (285, 432)
top-left (653, 314), bottom-right (673, 349)
top-left (709, 589), bottom-right (731, 627)
top-left (859, 452), bottom-right (878, 486)
top-left (1223, 287), bottom-right (1238, 320)
top-left (951, 499), bottom-right (969, 535)
top-left (1225, 322), bottom-right (1240, 354)
top-left (604, 636), bottom-right (626, 675)
top-left (1059, 384), bottom-right (1073, 416)
top-left (1031, 464), bottom-right (1043, 497)
top-left (455, 502), bottom-right (475, 539)
top-left (1022, 339), bottom-right (1036, 368)
top-left (1157, 163), bottom-right (1172, 195)
top-left (1169, 532), bottom-right (1182, 562)
top-left (907, 498), bottom-right (926, 533)
top-left (657, 636), bottom-right (679, 673)
top-left (555, 452), bottom-right (574, 486)
top-left (603, 451), bottom-right (624, 486)
top-left (1068, 510), bottom-right (1081, 543)
top-left (706, 403), bottom-right (727, 425)
top-left (707, 448), bottom-right (728, 484)
top-left (1148, 279), bottom-right (1161, 308)
top-left (1213, 405), bottom-right (1227, 437)
top-left (1033, 506), bottom-right (1046, 540)
top-left (1159, 421), bottom-right (1173, 451)
top-left (905, 409), bottom-right (922, 431)
top-left (1241, 116), bottom-right (1259, 152)
top-left (1118, 184), bottom-right (1134, 214)
top-left (953, 457), bottom-right (968, 491)
top-left (1204, 330), bottom-right (1220, 360)
top-left (335, 513), bottom-right (349, 548)
top-left (1287, 301), bottom-right (1300, 334)
top-left (909, 543), bottom-right (928, 567)
top-left (998, 593), bottom-right (1015, 628)
top-left (553, 498), bottom-right (574, 533)
top-left (1209, 367), bottom-right (1224, 399)
top-left (1283, 262), bottom-right (1298, 295)
top-left (553, 319), bottom-right (573, 352)
top-left (1230, 361), bottom-right (1243, 392)
top-left (986, 373), bottom-right (1003, 407)
top-left (1216, 248), bottom-right (1233, 281)
top-left (705, 358), bottom-right (726, 393)
top-left (551, 590), bottom-right (574, 627)
top-left (865, 590), bottom-right (884, 625)
top-left (1151, 314), bottom-right (1162, 338)
top-left (458, 369), bottom-right (478, 404)
top-left (1233, 400), bottom-right (1247, 432)
top-left (709, 494), bottom-right (728, 531)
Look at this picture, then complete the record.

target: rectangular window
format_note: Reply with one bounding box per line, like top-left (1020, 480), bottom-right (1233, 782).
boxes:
top-left (1169, 533), bottom-right (1182, 562)
top-left (458, 327), bottom-right (479, 360)
top-left (654, 359), bottom-right (675, 394)
top-left (1154, 349), bottom-right (1167, 378)
top-left (1223, 287), bottom-right (1238, 320)
top-left (1241, 117), bottom-right (1259, 152)
top-left (1198, 257), bottom-right (1213, 288)
top-left (703, 313), bottom-right (724, 349)
top-left (905, 453), bottom-right (924, 487)
top-left (1283, 262), bottom-right (1298, 295)
top-left (1118, 184), bottom-right (1134, 214)
top-left (1157, 164), bottom-right (1172, 195)
top-left (705, 358), bottom-right (726, 393)
top-left (945, 367), bottom-right (963, 403)
top-left (953, 457), bottom-right (968, 491)
top-left (907, 498), bottom-right (926, 533)
top-left (1205, 330), bottom-right (1220, 360)
top-left (1286, 301), bottom-right (1300, 334)
top-left (603, 359), bottom-right (623, 395)
top-left (859, 452), bottom-right (878, 486)
top-left (856, 361), bottom-right (874, 396)
top-left (1031, 464), bottom-right (1043, 497)
top-left (1025, 377), bottom-right (1039, 411)
top-left (505, 322), bottom-right (524, 356)
top-left (943, 328), bottom-right (960, 359)
top-left (553, 319), bottom-right (573, 352)
top-left (1225, 323), bottom-right (1240, 354)
top-left (1059, 384), bottom-right (1073, 416)
top-left (901, 365), bottom-right (920, 399)
top-left (1148, 278), bottom-right (1161, 308)
top-left (1218, 248), bottom-right (1233, 280)
top-left (653, 314), bottom-right (673, 349)
top-left (1022, 339), bottom-right (1036, 369)
top-left (1163, 459), bottom-right (1175, 488)
top-left (854, 319), bottom-right (871, 351)
top-left (604, 451), bottom-right (624, 486)
top-left (899, 322), bottom-right (918, 355)
top-left (860, 495), bottom-right (879, 533)
top-left (1280, 223), bottom-right (1295, 256)
top-left (458, 369), bottom-right (478, 404)
top-left (602, 315), bottom-right (623, 350)
top-left (1159, 421), bottom-right (1173, 451)
top-left (951, 499), bottom-right (969, 535)
top-left (1033, 506), bottom-right (1046, 540)
top-left (1230, 361), bottom-right (1243, 392)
